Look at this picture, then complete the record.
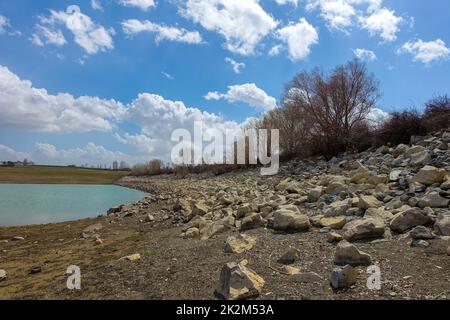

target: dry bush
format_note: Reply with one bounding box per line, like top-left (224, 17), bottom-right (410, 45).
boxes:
top-left (423, 95), bottom-right (450, 132)
top-left (374, 109), bottom-right (427, 146)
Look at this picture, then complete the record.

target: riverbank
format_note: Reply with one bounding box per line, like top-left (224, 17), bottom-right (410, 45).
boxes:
top-left (0, 166), bottom-right (129, 184)
top-left (1, 131), bottom-right (449, 300)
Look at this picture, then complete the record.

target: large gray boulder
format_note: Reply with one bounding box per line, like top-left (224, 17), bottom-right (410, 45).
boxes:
top-left (390, 208), bottom-right (431, 233)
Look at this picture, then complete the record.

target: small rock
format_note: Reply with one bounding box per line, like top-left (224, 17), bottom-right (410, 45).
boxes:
top-left (224, 234), bottom-right (256, 254)
top-left (191, 202), bottom-right (209, 216)
top-left (215, 260), bottom-right (265, 300)
top-left (320, 216), bottom-right (347, 229)
top-left (120, 253), bottom-right (141, 262)
top-left (447, 246), bottom-right (450, 256)
top-left (0, 269), bottom-right (6, 281)
top-left (330, 265), bottom-right (358, 290)
top-left (83, 223), bottom-right (103, 233)
top-left (29, 265), bottom-right (42, 274)
top-left (334, 241), bottom-right (372, 266)
top-left (184, 227), bottom-right (200, 239)
top-left (422, 192), bottom-right (449, 208)
top-left (327, 232), bottom-right (343, 243)
top-left (240, 213), bottom-right (263, 231)
top-left (358, 195), bottom-right (382, 210)
top-left (11, 236), bottom-right (25, 241)
top-left (434, 213), bottom-right (450, 236)
top-left (107, 205), bottom-right (123, 215)
top-left (277, 248), bottom-right (299, 265)
top-left (411, 239), bottom-right (430, 248)
top-left (145, 214), bottom-right (155, 222)
top-left (308, 187), bottom-right (323, 202)
top-left (410, 226), bottom-right (435, 240)
top-left (283, 265), bottom-right (301, 275)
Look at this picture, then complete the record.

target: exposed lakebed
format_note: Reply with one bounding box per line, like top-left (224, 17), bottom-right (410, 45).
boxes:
top-left (0, 184), bottom-right (146, 226)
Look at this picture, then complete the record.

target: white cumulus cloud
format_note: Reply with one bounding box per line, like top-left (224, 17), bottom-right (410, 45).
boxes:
top-left (0, 65), bottom-right (125, 133)
top-left (359, 7), bottom-right (403, 42)
top-left (119, 0), bottom-right (156, 11)
top-left (398, 39), bottom-right (450, 64)
top-left (205, 83), bottom-right (277, 112)
top-left (36, 5), bottom-right (115, 55)
top-left (122, 19), bottom-right (203, 44)
top-left (180, 0), bottom-right (278, 56)
top-left (276, 18), bottom-right (319, 61)
top-left (354, 48), bottom-right (376, 61)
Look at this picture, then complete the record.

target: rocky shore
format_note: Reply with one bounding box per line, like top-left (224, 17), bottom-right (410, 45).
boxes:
top-left (1, 131), bottom-right (449, 300)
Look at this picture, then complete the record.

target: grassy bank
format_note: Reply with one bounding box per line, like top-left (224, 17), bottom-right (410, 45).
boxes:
top-left (0, 166), bottom-right (129, 184)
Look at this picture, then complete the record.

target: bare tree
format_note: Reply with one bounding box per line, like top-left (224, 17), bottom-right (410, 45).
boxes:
top-left (284, 59), bottom-right (380, 157)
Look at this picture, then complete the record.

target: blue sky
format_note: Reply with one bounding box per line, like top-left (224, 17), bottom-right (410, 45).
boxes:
top-left (0, 0), bottom-right (449, 166)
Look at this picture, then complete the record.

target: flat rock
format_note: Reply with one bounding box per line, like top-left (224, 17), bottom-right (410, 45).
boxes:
top-left (412, 166), bottom-right (446, 185)
top-left (358, 195), bottom-right (382, 210)
top-left (320, 216), bottom-right (347, 229)
top-left (334, 241), bottom-right (372, 266)
top-left (343, 218), bottom-right (385, 241)
top-left (434, 213), bottom-right (450, 236)
top-left (270, 209), bottom-right (311, 232)
top-left (224, 234), bottom-right (256, 254)
top-left (283, 265), bottom-right (301, 275)
top-left (215, 260), bottom-right (265, 300)
top-left (29, 265), bottom-right (42, 274)
top-left (390, 208), bottom-right (431, 233)
top-left (331, 265), bottom-right (358, 290)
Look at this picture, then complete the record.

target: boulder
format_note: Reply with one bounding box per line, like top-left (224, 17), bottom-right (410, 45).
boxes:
top-left (422, 192), bottom-right (449, 208)
top-left (343, 218), bottom-right (385, 241)
top-left (324, 200), bottom-right (350, 217)
top-left (434, 213), bottom-right (450, 236)
top-left (236, 204), bottom-right (253, 219)
top-left (240, 213), bottom-right (263, 231)
top-left (410, 150), bottom-right (431, 166)
top-left (364, 208), bottom-right (394, 222)
top-left (325, 181), bottom-right (346, 195)
top-left (192, 202), bottom-right (209, 216)
top-left (107, 205), bottom-right (123, 215)
top-left (390, 208), bottom-right (431, 233)
top-left (215, 260), bottom-right (265, 300)
top-left (412, 166), bottom-right (446, 185)
top-left (270, 209), bottom-right (311, 232)
top-left (411, 239), bottom-right (430, 248)
top-left (184, 227), bottom-right (200, 239)
top-left (330, 265), bottom-right (358, 290)
top-left (410, 226), bottom-right (435, 240)
top-left (358, 196), bottom-right (382, 210)
top-left (320, 216), bottom-right (347, 230)
top-left (224, 234), bottom-right (257, 254)
top-left (404, 145), bottom-right (426, 158)
top-left (308, 187), bottom-right (323, 202)
top-left (334, 241), bottom-right (372, 266)
top-left (201, 221), bottom-right (231, 240)
top-left (350, 167), bottom-right (371, 184)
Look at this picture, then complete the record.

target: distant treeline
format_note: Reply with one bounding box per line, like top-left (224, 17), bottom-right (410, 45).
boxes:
top-left (131, 59), bottom-right (450, 177)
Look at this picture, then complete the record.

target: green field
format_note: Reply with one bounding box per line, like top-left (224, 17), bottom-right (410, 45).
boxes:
top-left (0, 166), bottom-right (130, 184)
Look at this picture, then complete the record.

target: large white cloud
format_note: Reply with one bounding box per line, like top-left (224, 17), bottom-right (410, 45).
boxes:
top-left (305, 0), bottom-right (382, 32)
top-left (398, 39), bottom-right (450, 64)
top-left (205, 83), bottom-right (277, 112)
top-left (0, 65), bottom-right (125, 133)
top-left (0, 145), bottom-right (30, 162)
top-left (359, 7), bottom-right (403, 41)
top-left (122, 19), bottom-right (203, 44)
top-left (118, 0), bottom-right (156, 11)
top-left (34, 5), bottom-right (115, 55)
top-left (180, 0), bottom-right (278, 55)
top-left (276, 18), bottom-right (319, 61)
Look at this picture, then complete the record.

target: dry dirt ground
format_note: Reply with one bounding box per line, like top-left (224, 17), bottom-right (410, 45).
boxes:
top-left (1, 201), bottom-right (449, 300)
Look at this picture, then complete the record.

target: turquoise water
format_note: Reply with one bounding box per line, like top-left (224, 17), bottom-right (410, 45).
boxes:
top-left (0, 184), bottom-right (146, 227)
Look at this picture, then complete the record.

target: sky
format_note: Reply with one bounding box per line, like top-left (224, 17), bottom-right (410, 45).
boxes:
top-left (0, 0), bottom-right (449, 167)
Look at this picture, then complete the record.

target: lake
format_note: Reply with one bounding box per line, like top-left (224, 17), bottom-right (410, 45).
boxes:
top-left (0, 184), bottom-right (147, 227)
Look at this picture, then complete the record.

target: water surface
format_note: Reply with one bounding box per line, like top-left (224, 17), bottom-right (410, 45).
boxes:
top-left (0, 184), bottom-right (146, 227)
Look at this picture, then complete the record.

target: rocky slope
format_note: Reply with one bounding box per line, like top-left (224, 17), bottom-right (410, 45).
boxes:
top-left (1, 130), bottom-right (449, 300)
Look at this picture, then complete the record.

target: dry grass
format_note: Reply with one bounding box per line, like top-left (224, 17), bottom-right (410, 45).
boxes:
top-left (0, 166), bottom-right (129, 184)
